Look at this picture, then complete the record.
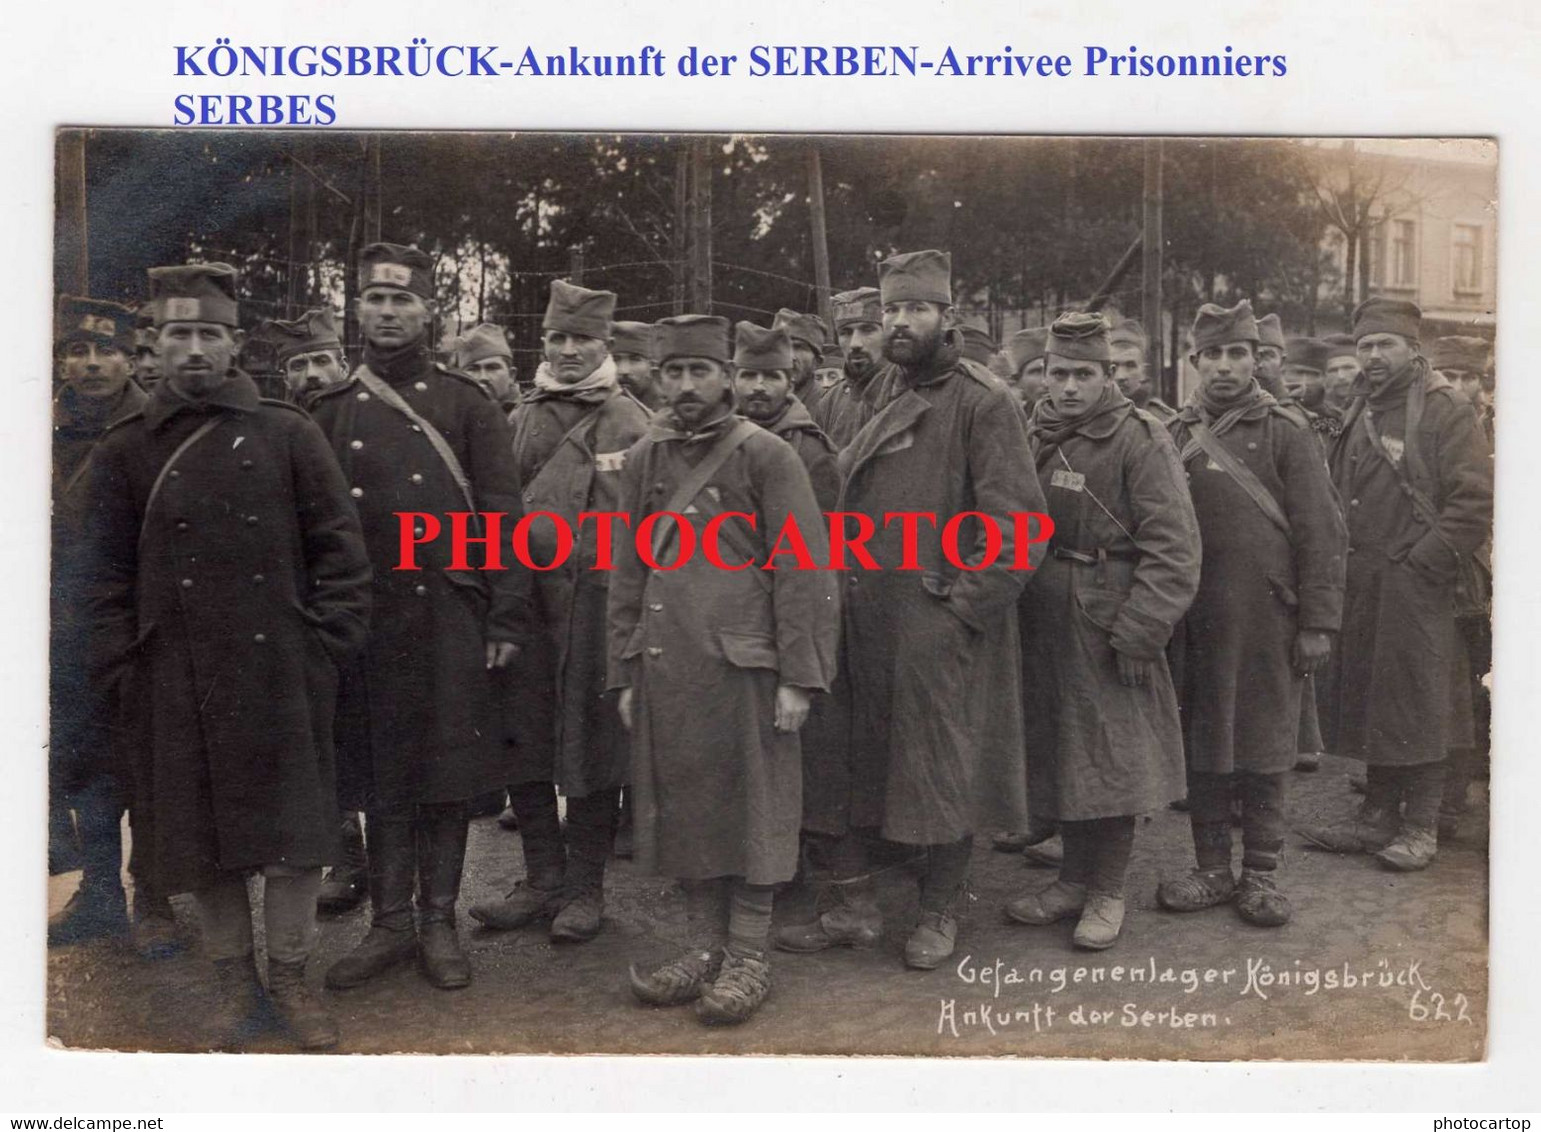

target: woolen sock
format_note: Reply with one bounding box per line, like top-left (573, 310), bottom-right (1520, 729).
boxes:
top-left (1401, 760), bottom-right (1448, 833)
top-left (727, 880), bottom-right (775, 955)
top-left (1239, 772), bottom-right (1287, 871)
top-left (1364, 765), bottom-right (1401, 816)
top-left (1087, 815), bottom-right (1136, 898)
top-left (1058, 821), bottom-right (1094, 887)
top-left (919, 836), bottom-right (973, 913)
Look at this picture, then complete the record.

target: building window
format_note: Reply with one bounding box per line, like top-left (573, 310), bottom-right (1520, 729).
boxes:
top-left (1453, 223), bottom-right (1483, 294)
top-left (1365, 220), bottom-right (1385, 288)
top-left (1390, 219), bottom-right (1416, 287)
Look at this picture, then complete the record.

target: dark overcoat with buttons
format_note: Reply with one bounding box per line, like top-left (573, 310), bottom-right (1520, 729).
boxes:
top-left (308, 348), bottom-right (534, 811)
top-left (1167, 396), bottom-right (1347, 776)
top-left (1020, 393), bottom-right (1200, 821)
top-left (80, 374), bottom-right (371, 894)
top-left (607, 408), bottom-right (839, 885)
top-left (503, 378), bottom-right (650, 796)
top-left (1321, 363), bottom-right (1493, 767)
top-left (837, 349), bottom-right (1044, 844)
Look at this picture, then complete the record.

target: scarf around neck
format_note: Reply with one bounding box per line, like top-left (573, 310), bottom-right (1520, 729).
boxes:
top-left (362, 337), bottom-right (432, 385)
top-left (531, 355), bottom-right (619, 405)
top-left (1030, 384), bottom-right (1130, 466)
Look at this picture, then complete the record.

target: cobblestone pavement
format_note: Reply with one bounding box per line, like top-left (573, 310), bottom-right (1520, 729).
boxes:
top-left (46, 756), bottom-right (1487, 1060)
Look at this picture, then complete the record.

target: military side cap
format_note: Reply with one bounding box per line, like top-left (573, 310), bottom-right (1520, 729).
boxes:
top-left (544, 279), bottom-right (617, 339)
top-left (359, 243), bottom-right (434, 299)
top-left (1006, 327), bottom-right (1050, 374)
top-left (1352, 296), bottom-right (1422, 342)
top-left (148, 262), bottom-right (239, 327)
top-left (458, 322), bottom-right (513, 366)
top-left (1322, 333), bottom-right (1358, 362)
top-left (57, 296), bottom-right (137, 352)
top-left (654, 314), bottom-right (731, 364)
top-left (1191, 300), bottom-right (1260, 353)
top-left (611, 320), bottom-right (655, 360)
top-left (1047, 312), bottom-right (1111, 363)
top-left (1430, 335), bottom-right (1490, 374)
top-left (1108, 318), bottom-right (1147, 352)
top-left (831, 286), bottom-right (882, 329)
top-left (270, 308), bottom-right (343, 365)
top-left (958, 324), bottom-right (997, 365)
top-left (879, 249), bottom-right (952, 306)
top-left (1285, 337), bottom-right (1328, 374)
top-left (820, 343), bottom-right (846, 366)
top-left (733, 322), bottom-right (793, 371)
top-left (772, 308), bottom-right (828, 352)
top-left (1256, 313), bottom-right (1286, 350)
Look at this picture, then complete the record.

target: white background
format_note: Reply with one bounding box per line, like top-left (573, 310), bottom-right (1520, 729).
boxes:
top-left (1, 0), bottom-right (1537, 1114)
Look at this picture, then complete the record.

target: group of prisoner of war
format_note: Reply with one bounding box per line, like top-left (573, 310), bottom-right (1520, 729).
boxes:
top-left (48, 240), bottom-right (1493, 1049)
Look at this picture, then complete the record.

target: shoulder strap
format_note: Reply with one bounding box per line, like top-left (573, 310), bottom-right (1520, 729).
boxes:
top-left (1057, 448), bottom-right (1136, 545)
top-left (1361, 410), bottom-right (1452, 548)
top-left (1188, 421), bottom-right (1291, 537)
top-left (652, 419), bottom-right (759, 563)
top-left (140, 417), bottom-right (222, 545)
top-left (356, 366), bottom-right (476, 514)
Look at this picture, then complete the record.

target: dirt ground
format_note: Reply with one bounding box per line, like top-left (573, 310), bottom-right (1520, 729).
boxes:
top-left (45, 755), bottom-right (1487, 1061)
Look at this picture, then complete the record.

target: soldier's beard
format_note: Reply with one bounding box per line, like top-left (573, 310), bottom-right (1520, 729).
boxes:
top-left (883, 326), bottom-right (943, 368)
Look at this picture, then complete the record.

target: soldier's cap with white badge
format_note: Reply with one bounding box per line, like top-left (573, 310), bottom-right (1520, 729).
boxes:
top-left (147, 262), bottom-right (240, 327)
top-left (56, 295), bottom-right (137, 353)
top-left (358, 242), bottom-right (434, 299)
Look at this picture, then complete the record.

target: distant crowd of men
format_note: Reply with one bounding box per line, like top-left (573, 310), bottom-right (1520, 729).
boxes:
top-left (49, 241), bottom-right (1493, 1049)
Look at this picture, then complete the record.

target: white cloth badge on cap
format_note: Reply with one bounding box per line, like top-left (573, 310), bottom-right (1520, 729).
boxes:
top-left (80, 315), bottom-right (115, 336)
top-left (163, 298), bottom-right (201, 322)
top-left (370, 263), bottom-right (414, 288)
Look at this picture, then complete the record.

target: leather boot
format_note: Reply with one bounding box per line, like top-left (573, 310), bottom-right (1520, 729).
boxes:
top-left (774, 879), bottom-right (883, 953)
top-left (48, 882), bottom-right (128, 948)
top-left (130, 890), bottom-right (185, 959)
top-left (416, 806), bottom-right (472, 989)
top-left (267, 958), bottom-right (340, 1050)
top-left (550, 789), bottom-right (616, 943)
top-left (207, 954), bottom-right (267, 1050)
top-left (325, 815), bottom-right (417, 989)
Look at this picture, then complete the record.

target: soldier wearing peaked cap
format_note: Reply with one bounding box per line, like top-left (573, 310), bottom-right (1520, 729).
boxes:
top-left (613, 314), bottom-right (838, 1024)
top-left (470, 278), bottom-right (650, 944)
top-left (1159, 300), bottom-right (1346, 929)
top-left (1304, 298), bottom-right (1493, 872)
top-left (789, 249), bottom-right (1046, 971)
top-left (78, 264), bottom-right (372, 1050)
top-left (813, 287), bottom-right (891, 449)
top-left (270, 308), bottom-right (348, 406)
top-left (455, 322), bottom-right (521, 413)
top-left (771, 308), bottom-right (829, 417)
top-left (611, 319), bottom-right (662, 411)
top-left (1003, 312), bottom-right (1199, 951)
top-left (49, 296), bottom-right (162, 952)
top-left (1109, 318), bottom-right (1175, 422)
top-left (307, 243), bottom-right (537, 993)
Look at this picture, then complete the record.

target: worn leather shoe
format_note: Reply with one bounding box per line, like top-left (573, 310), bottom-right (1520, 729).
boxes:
top-left (266, 959), bottom-right (340, 1050)
top-left (774, 886), bottom-right (882, 953)
top-left (207, 955), bottom-right (267, 1051)
top-left (903, 911), bottom-right (958, 970)
top-left (1297, 806), bottom-right (1396, 854)
top-left (48, 885), bottom-right (128, 948)
top-left (418, 920), bottom-right (471, 989)
top-left (1294, 752), bottom-right (1323, 772)
top-left (550, 887), bottom-right (605, 943)
top-left (325, 925), bottom-right (417, 989)
top-left (1072, 894), bottom-right (1126, 950)
top-left (1375, 826), bottom-right (1438, 872)
top-left (1004, 880), bottom-right (1086, 926)
top-left (316, 866), bottom-right (367, 916)
top-left (1234, 869), bottom-right (1292, 927)
top-left (1022, 834), bottom-right (1064, 868)
top-left (130, 893), bottom-right (185, 960)
top-left (629, 949), bottom-right (722, 1006)
top-left (469, 882), bottom-right (563, 930)
top-left (1157, 867), bottom-right (1236, 913)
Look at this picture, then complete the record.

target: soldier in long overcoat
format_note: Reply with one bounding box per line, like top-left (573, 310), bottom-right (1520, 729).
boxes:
top-left (470, 281), bottom-right (649, 943)
top-left (612, 315), bottom-right (838, 1025)
top-left (1003, 312), bottom-right (1200, 951)
top-left (731, 322), bottom-right (840, 510)
top-left (308, 244), bottom-right (535, 991)
top-left (49, 297), bottom-right (154, 949)
top-left (771, 308), bottom-right (828, 418)
top-left (82, 264), bottom-right (371, 1049)
top-left (800, 250), bottom-right (1044, 972)
top-left (1160, 302), bottom-right (1345, 928)
top-left (1306, 298), bottom-right (1493, 870)
top-left (812, 287), bottom-right (890, 449)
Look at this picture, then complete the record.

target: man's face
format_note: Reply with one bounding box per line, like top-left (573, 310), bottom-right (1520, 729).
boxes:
top-left (1255, 344), bottom-right (1284, 383)
top-left (733, 367), bottom-right (791, 422)
top-left (1356, 332), bottom-right (1417, 389)
top-left (134, 347), bottom-right (161, 385)
top-left (1442, 369), bottom-right (1486, 412)
top-left (815, 365), bottom-right (842, 391)
top-left (284, 349), bottom-right (346, 398)
top-left (1284, 365), bottom-right (1325, 406)
top-left (1325, 355), bottom-right (1361, 407)
top-left (60, 341), bottom-right (132, 400)
top-left (466, 356), bottom-right (517, 401)
top-left (1109, 344), bottom-right (1146, 397)
top-left (789, 341), bottom-right (818, 387)
top-left (882, 301), bottom-right (949, 367)
top-left (543, 330), bottom-right (608, 385)
top-left (660, 356), bottom-right (730, 428)
top-left (1191, 341), bottom-right (1256, 400)
top-left (1020, 357), bottom-right (1048, 405)
top-left (357, 286), bottom-right (433, 348)
top-left (838, 320), bottom-right (884, 380)
top-left (1044, 354), bottom-right (1110, 420)
top-left (159, 322), bottom-right (242, 396)
top-left (612, 351), bottom-right (654, 400)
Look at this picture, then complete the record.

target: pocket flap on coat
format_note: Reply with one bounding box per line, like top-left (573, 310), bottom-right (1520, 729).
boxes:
top-left (1073, 586), bottom-right (1124, 633)
top-left (718, 630), bottom-right (779, 671)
